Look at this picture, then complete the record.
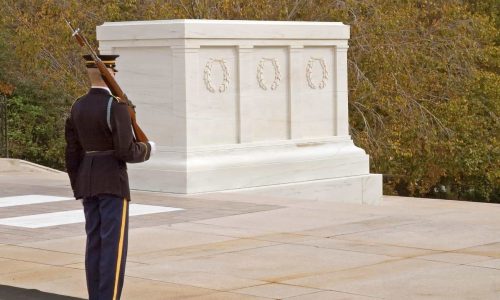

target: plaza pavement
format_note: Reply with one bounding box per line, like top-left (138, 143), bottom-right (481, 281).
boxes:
top-left (0, 158), bottom-right (499, 299)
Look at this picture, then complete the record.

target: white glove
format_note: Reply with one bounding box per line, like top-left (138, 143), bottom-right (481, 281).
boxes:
top-left (148, 141), bottom-right (156, 156)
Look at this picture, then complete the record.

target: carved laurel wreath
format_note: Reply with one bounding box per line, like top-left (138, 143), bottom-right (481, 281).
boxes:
top-left (203, 58), bottom-right (230, 93)
top-left (306, 57), bottom-right (328, 89)
top-left (257, 58), bottom-right (281, 91)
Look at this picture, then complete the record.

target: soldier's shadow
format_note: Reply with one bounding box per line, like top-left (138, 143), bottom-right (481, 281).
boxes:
top-left (0, 284), bottom-right (85, 300)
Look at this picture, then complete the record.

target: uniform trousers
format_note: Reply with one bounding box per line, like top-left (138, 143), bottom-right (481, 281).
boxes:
top-left (83, 194), bottom-right (129, 300)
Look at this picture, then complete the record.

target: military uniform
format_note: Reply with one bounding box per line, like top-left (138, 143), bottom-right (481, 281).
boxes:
top-left (65, 55), bottom-right (151, 300)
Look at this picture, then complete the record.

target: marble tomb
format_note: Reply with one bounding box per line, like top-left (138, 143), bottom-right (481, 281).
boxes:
top-left (96, 19), bottom-right (382, 203)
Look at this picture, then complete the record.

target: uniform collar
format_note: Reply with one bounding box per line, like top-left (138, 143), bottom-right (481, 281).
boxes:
top-left (89, 86), bottom-right (112, 95)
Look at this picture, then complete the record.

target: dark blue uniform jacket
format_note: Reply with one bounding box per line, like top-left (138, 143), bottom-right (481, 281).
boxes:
top-left (65, 88), bottom-right (151, 200)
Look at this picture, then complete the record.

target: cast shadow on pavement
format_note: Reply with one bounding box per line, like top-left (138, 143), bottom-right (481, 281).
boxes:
top-left (0, 285), bottom-right (85, 300)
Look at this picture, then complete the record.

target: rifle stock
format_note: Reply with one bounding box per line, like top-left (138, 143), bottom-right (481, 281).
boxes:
top-left (65, 19), bottom-right (149, 143)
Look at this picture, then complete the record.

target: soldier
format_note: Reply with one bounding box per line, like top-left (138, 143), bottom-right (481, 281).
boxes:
top-left (65, 54), bottom-right (155, 300)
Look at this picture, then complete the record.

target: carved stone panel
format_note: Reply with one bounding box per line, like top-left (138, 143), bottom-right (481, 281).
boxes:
top-left (114, 46), bottom-right (174, 145)
top-left (191, 47), bottom-right (238, 146)
top-left (295, 47), bottom-right (335, 138)
top-left (240, 47), bottom-right (289, 142)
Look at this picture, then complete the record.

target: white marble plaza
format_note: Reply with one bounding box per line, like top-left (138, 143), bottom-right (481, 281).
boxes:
top-left (0, 160), bottom-right (499, 299)
top-left (97, 20), bottom-right (381, 203)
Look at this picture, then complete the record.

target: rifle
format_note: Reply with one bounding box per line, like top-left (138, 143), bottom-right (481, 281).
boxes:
top-left (64, 18), bottom-right (149, 143)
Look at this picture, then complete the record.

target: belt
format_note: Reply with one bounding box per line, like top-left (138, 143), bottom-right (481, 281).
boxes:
top-left (85, 150), bottom-right (114, 157)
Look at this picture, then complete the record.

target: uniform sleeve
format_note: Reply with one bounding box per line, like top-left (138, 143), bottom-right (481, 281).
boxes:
top-left (111, 102), bottom-right (151, 163)
top-left (65, 116), bottom-right (84, 194)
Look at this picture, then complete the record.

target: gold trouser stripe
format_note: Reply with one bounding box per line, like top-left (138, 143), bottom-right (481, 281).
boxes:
top-left (112, 199), bottom-right (127, 300)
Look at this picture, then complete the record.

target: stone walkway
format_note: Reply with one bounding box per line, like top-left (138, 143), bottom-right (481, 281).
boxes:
top-left (0, 159), bottom-right (499, 299)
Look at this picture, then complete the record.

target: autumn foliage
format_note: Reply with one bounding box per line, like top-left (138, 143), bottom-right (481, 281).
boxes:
top-left (0, 0), bottom-right (498, 202)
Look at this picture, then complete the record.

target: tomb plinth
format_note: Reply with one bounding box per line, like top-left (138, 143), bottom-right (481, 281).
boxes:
top-left (97, 19), bottom-right (382, 203)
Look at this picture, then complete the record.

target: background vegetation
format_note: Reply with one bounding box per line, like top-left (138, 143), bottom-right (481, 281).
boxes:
top-left (0, 0), bottom-right (498, 202)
